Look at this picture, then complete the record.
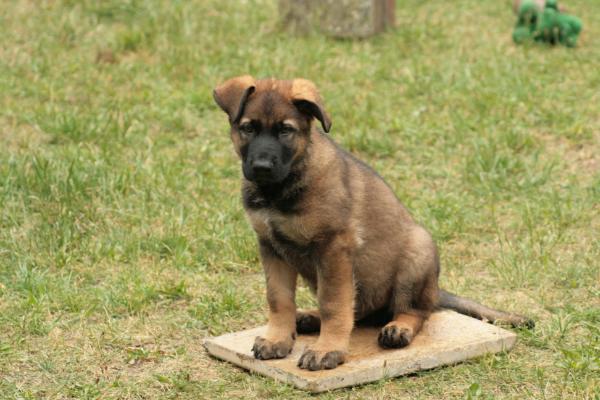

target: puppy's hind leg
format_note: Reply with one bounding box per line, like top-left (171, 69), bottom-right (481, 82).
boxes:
top-left (296, 309), bottom-right (321, 334)
top-left (378, 310), bottom-right (427, 348)
top-left (379, 271), bottom-right (438, 348)
top-left (379, 227), bottom-right (439, 348)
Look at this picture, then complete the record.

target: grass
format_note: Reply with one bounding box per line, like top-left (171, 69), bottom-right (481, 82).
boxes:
top-left (0, 0), bottom-right (598, 398)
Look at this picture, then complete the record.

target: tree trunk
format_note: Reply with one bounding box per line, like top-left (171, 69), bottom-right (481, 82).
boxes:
top-left (278, 0), bottom-right (395, 38)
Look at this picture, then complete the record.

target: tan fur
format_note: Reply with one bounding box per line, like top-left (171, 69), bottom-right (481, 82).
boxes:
top-left (380, 312), bottom-right (425, 347)
top-left (215, 76), bottom-right (452, 370)
top-left (390, 313), bottom-right (425, 332)
top-left (263, 251), bottom-right (297, 341)
top-left (291, 79), bottom-right (321, 105)
top-left (215, 76), bottom-right (442, 369)
top-left (213, 75), bottom-right (256, 120)
top-left (313, 232), bottom-right (356, 352)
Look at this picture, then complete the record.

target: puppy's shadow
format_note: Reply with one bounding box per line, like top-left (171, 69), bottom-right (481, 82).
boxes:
top-left (355, 309), bottom-right (393, 328)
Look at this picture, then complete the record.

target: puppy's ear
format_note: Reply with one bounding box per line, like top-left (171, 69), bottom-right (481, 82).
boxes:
top-left (213, 75), bottom-right (256, 124)
top-left (291, 79), bottom-right (331, 133)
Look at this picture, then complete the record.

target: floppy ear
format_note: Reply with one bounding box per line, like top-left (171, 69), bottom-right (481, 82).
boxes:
top-left (291, 79), bottom-right (332, 133)
top-left (213, 75), bottom-right (256, 124)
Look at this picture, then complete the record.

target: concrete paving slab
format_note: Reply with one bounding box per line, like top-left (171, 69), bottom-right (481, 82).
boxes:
top-left (203, 310), bottom-right (517, 392)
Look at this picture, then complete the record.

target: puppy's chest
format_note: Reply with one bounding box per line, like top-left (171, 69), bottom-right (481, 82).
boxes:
top-left (247, 209), bottom-right (314, 251)
top-left (247, 208), bottom-right (319, 282)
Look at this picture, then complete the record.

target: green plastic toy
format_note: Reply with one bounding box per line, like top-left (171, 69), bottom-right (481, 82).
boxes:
top-left (513, 0), bottom-right (582, 47)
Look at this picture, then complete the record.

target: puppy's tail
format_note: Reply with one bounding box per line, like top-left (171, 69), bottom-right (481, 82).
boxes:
top-left (438, 289), bottom-right (534, 329)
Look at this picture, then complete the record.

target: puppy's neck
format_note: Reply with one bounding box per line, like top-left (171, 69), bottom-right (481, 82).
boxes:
top-left (242, 158), bottom-right (307, 214)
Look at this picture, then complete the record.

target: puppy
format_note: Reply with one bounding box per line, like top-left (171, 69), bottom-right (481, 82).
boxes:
top-left (213, 76), bottom-right (532, 371)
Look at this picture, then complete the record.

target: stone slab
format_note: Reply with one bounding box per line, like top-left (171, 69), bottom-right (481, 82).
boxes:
top-left (203, 310), bottom-right (517, 393)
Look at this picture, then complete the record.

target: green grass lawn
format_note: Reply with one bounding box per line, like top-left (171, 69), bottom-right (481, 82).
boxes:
top-left (1, 0), bottom-right (598, 398)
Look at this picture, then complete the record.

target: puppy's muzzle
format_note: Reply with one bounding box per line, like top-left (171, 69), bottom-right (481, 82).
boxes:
top-left (252, 157), bottom-right (275, 182)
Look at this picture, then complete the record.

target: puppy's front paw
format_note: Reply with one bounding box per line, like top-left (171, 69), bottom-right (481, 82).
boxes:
top-left (252, 335), bottom-right (294, 360)
top-left (297, 348), bottom-right (346, 370)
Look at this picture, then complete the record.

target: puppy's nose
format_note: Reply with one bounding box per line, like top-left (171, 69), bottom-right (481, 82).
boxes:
top-left (252, 158), bottom-right (274, 174)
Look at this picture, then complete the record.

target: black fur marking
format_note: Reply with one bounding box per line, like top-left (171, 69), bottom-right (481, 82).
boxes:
top-left (273, 183), bottom-right (306, 213)
top-left (240, 143), bottom-right (249, 161)
top-left (258, 238), bottom-right (282, 260)
top-left (298, 349), bottom-right (344, 370)
top-left (378, 325), bottom-right (413, 349)
top-left (242, 164), bottom-right (307, 214)
top-left (296, 312), bottom-right (321, 333)
top-left (261, 91), bottom-right (276, 117)
top-left (271, 228), bottom-right (312, 257)
top-left (293, 99), bottom-right (331, 133)
top-left (280, 143), bottom-right (294, 165)
top-left (243, 185), bottom-right (269, 209)
top-left (252, 336), bottom-right (293, 360)
top-left (232, 86), bottom-right (255, 124)
top-left (265, 228), bottom-right (318, 286)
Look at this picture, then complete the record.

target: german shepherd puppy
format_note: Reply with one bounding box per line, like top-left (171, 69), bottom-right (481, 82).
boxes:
top-left (213, 76), bottom-right (533, 371)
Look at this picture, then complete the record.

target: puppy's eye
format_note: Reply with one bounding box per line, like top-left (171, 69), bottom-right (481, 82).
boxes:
top-left (279, 125), bottom-right (296, 138)
top-left (239, 124), bottom-right (255, 138)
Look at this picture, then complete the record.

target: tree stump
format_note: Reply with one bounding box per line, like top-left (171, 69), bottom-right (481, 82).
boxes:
top-left (278, 0), bottom-right (395, 38)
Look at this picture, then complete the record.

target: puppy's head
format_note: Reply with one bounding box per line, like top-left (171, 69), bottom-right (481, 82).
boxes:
top-left (213, 76), bottom-right (331, 186)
